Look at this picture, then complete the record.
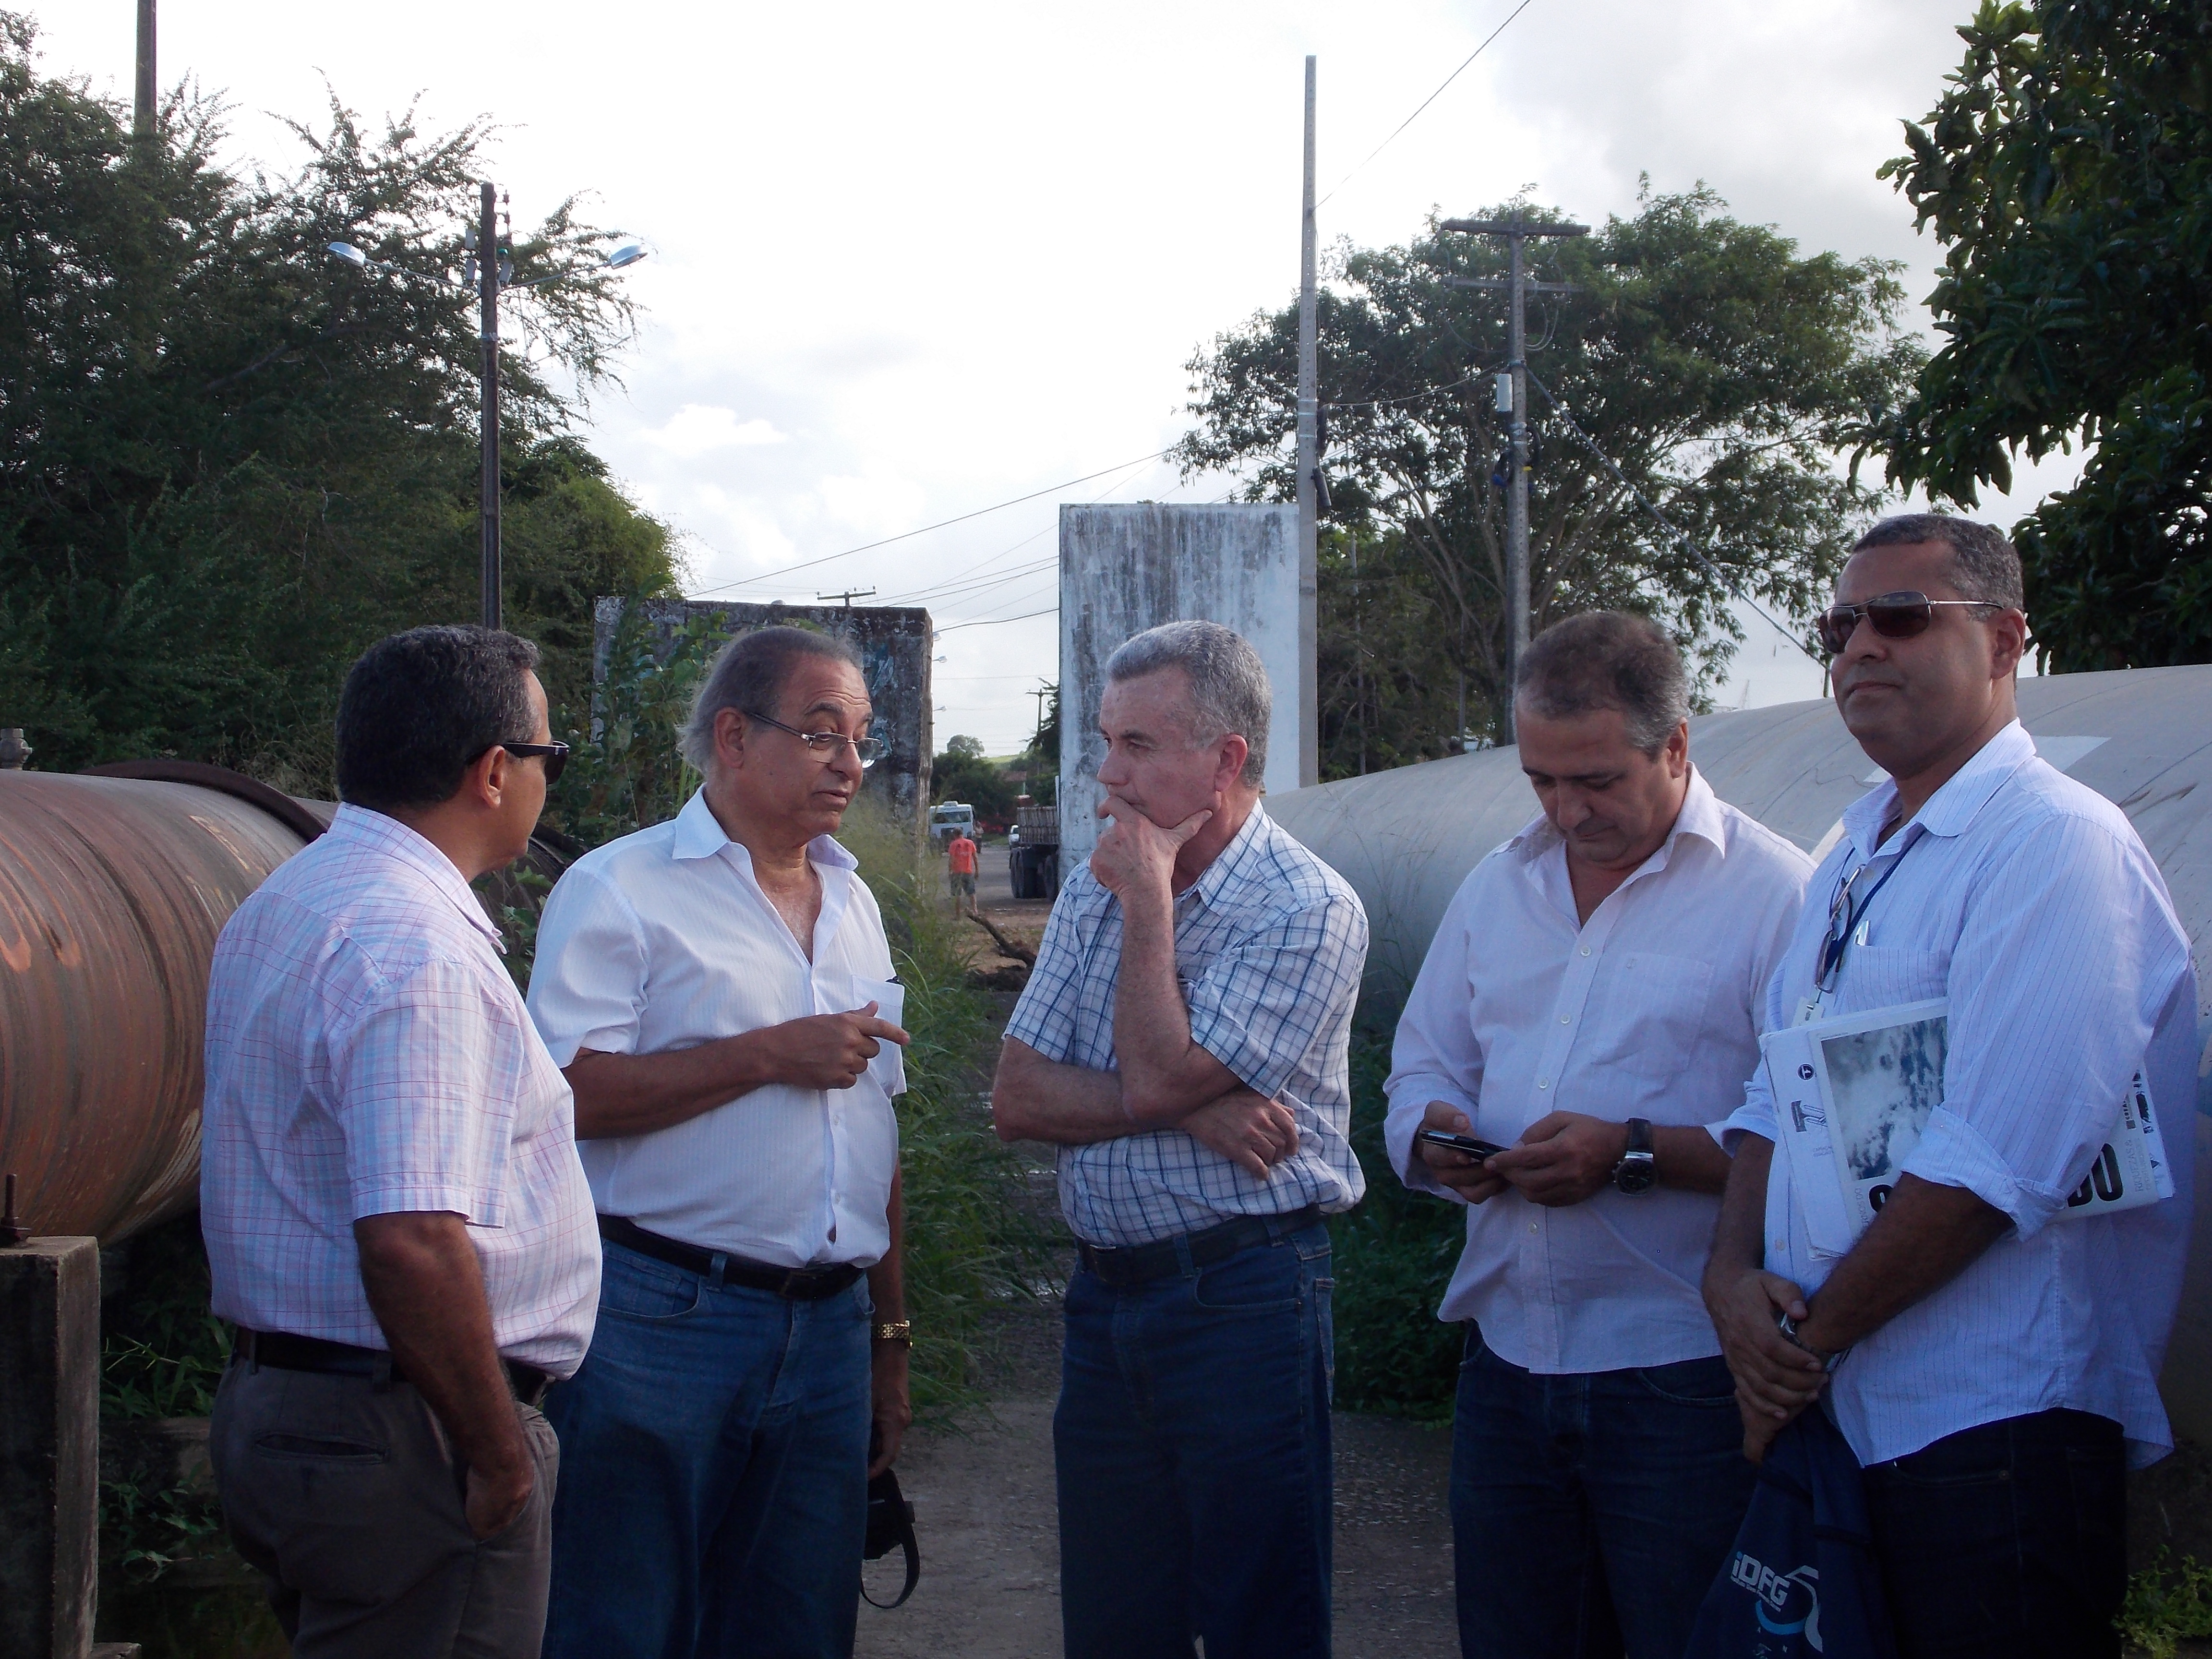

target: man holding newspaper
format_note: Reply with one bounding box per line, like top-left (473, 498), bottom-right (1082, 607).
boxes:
top-left (1705, 514), bottom-right (2198, 1659)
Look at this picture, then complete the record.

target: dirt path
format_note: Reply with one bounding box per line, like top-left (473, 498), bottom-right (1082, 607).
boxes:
top-left (855, 1301), bottom-right (1459, 1659)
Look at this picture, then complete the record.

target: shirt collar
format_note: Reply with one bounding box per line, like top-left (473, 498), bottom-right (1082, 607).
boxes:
top-left (668, 786), bottom-right (859, 873)
top-left (1840, 719), bottom-right (2035, 857)
top-left (325, 803), bottom-right (504, 947)
top-left (1506, 763), bottom-right (1728, 867)
top-left (1185, 801), bottom-right (1272, 910)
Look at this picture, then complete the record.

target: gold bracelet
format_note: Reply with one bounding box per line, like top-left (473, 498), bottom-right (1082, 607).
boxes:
top-left (872, 1320), bottom-right (913, 1346)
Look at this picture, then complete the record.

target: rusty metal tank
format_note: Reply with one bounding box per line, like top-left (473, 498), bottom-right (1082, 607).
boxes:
top-left (0, 761), bottom-right (325, 1243)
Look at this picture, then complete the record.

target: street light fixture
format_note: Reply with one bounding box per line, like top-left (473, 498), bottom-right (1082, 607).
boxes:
top-left (326, 186), bottom-right (647, 629)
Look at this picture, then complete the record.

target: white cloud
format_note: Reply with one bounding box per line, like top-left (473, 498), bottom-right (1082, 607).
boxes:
top-left (643, 405), bottom-right (787, 458)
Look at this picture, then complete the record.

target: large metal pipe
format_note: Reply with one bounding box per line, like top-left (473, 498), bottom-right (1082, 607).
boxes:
top-left (1267, 664), bottom-right (2212, 1442)
top-left (0, 764), bottom-right (322, 1243)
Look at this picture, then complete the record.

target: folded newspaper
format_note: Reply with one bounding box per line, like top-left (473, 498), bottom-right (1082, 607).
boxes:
top-left (1761, 998), bottom-right (2174, 1259)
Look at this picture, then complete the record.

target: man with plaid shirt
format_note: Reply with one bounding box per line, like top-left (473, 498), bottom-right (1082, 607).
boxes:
top-left (992, 620), bottom-right (1367, 1659)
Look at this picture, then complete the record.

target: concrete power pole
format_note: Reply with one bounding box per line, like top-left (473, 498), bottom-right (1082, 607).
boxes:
top-left (479, 181), bottom-right (503, 631)
top-left (1441, 212), bottom-right (1586, 739)
top-left (1295, 56), bottom-right (1320, 788)
top-left (133, 0), bottom-right (156, 137)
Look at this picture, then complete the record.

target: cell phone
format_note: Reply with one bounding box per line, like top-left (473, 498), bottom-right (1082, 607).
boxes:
top-left (1417, 1127), bottom-right (1507, 1161)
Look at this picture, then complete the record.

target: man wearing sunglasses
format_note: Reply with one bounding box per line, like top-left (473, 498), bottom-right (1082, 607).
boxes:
top-left (527, 625), bottom-right (911, 1659)
top-left (203, 626), bottom-right (598, 1659)
top-left (1705, 515), bottom-right (2196, 1659)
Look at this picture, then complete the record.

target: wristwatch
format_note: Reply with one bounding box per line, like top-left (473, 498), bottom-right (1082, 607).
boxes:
top-left (1777, 1310), bottom-right (1844, 1373)
top-left (872, 1320), bottom-right (913, 1346)
top-left (1612, 1118), bottom-right (1657, 1195)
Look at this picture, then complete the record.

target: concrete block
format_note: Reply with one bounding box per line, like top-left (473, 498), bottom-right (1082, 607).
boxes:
top-left (1058, 504), bottom-right (1312, 861)
top-left (0, 1236), bottom-right (100, 1659)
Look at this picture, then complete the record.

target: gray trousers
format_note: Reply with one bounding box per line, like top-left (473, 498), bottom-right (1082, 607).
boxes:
top-left (208, 1357), bottom-right (558, 1659)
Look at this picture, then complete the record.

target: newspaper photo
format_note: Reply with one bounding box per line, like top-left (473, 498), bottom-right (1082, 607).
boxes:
top-left (1761, 998), bottom-right (2173, 1258)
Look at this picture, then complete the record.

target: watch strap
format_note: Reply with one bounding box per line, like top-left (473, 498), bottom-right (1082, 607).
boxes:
top-left (872, 1320), bottom-right (913, 1346)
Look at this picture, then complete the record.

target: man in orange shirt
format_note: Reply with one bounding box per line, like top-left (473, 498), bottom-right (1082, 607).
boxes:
top-left (947, 830), bottom-right (979, 916)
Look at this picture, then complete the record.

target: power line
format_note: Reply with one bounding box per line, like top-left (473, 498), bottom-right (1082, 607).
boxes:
top-left (1315, 0), bottom-right (1540, 209)
top-left (936, 605), bottom-right (1059, 634)
top-left (1522, 367), bottom-right (1824, 668)
top-left (686, 447), bottom-right (1174, 598)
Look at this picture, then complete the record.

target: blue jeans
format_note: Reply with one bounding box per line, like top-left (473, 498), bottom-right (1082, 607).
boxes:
top-left (1862, 1407), bottom-right (2126, 1659)
top-left (1054, 1217), bottom-right (1335, 1659)
top-left (541, 1241), bottom-right (872, 1659)
top-left (1451, 1327), bottom-right (1755, 1659)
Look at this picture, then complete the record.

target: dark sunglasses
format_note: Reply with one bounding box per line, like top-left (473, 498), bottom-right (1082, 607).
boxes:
top-left (1814, 591), bottom-right (2002, 656)
top-left (471, 739), bottom-right (569, 785)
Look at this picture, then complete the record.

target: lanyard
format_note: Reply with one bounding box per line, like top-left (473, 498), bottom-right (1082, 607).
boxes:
top-left (1815, 828), bottom-right (1920, 994)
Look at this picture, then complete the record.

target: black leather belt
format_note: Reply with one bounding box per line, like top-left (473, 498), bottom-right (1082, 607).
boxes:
top-left (1075, 1204), bottom-right (1325, 1288)
top-left (597, 1214), bottom-right (864, 1301)
top-left (233, 1328), bottom-right (553, 1408)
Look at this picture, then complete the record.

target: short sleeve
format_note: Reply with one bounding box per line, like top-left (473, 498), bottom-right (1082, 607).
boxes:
top-left (1004, 881), bottom-right (1091, 1064)
top-left (328, 960), bottom-right (518, 1226)
top-left (526, 866), bottom-right (649, 1068)
top-left (1901, 812), bottom-right (2190, 1236)
top-left (1184, 891), bottom-right (1367, 1102)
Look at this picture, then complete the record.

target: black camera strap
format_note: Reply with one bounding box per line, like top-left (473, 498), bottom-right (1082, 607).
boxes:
top-left (861, 1466), bottom-right (920, 1610)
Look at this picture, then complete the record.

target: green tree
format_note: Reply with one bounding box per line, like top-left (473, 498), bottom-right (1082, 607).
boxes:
top-left (1318, 529), bottom-right (1471, 775)
top-left (930, 738), bottom-right (1016, 825)
top-left (1877, 0), bottom-right (2212, 670)
top-left (1178, 187), bottom-right (1922, 748)
top-left (0, 13), bottom-right (677, 784)
top-left (944, 733), bottom-right (987, 761)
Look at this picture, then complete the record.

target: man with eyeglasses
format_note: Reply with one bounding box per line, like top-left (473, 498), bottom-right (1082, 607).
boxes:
top-left (203, 626), bottom-right (598, 1659)
top-left (527, 625), bottom-right (912, 1659)
top-left (1704, 515), bottom-right (2196, 1659)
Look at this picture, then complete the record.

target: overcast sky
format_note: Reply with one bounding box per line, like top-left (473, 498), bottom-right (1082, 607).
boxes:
top-left (35, 0), bottom-right (2078, 750)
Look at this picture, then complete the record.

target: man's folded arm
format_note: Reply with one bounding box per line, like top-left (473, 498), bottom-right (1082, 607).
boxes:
top-left (991, 1037), bottom-right (1248, 1145)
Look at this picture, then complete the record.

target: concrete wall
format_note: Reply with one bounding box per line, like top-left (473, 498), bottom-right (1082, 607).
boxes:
top-left (1057, 504), bottom-right (1311, 860)
top-left (594, 598), bottom-right (934, 836)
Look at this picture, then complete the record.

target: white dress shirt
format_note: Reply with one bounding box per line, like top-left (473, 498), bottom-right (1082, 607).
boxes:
top-left (527, 788), bottom-right (905, 1270)
top-left (1386, 769), bottom-right (1814, 1374)
top-left (202, 805), bottom-right (601, 1376)
top-left (1729, 721), bottom-right (2196, 1468)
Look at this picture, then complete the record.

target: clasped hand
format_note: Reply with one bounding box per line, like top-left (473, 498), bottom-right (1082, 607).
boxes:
top-left (1414, 1103), bottom-right (1629, 1208)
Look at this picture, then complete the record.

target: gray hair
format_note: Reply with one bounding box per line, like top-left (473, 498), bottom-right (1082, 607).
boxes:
top-left (1105, 620), bottom-right (1271, 788)
top-left (1850, 513), bottom-right (2025, 611)
top-left (1515, 611), bottom-right (1690, 756)
top-left (680, 625), bottom-right (863, 771)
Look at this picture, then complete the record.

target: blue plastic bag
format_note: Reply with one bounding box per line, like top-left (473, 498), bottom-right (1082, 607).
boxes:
top-left (1683, 1408), bottom-right (1899, 1659)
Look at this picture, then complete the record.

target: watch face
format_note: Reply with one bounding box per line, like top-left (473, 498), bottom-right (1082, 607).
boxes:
top-left (1614, 1155), bottom-right (1658, 1195)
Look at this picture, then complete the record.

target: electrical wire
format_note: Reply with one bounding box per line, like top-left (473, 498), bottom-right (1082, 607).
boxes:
top-left (1522, 368), bottom-right (1824, 667)
top-left (685, 447), bottom-right (1174, 598)
top-left (936, 606), bottom-right (1059, 634)
top-left (1315, 0), bottom-right (1541, 209)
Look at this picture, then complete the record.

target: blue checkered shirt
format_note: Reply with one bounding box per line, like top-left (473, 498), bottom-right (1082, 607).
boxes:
top-left (1005, 805), bottom-right (1369, 1246)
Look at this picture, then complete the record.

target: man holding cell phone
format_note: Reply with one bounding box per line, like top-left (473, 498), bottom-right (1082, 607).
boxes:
top-left (1384, 612), bottom-right (1814, 1659)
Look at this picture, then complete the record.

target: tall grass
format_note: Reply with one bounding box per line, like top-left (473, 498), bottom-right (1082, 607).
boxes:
top-left (1325, 1010), bottom-right (1467, 1419)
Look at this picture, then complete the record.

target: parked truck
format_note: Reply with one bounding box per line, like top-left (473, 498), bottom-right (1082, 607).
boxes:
top-left (1010, 798), bottom-right (1060, 901)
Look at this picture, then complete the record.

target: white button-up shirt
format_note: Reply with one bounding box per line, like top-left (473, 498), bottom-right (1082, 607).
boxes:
top-left (1385, 769), bottom-right (1814, 1374)
top-left (202, 805), bottom-right (601, 1376)
top-left (1730, 721), bottom-right (2196, 1468)
top-left (526, 789), bottom-right (905, 1270)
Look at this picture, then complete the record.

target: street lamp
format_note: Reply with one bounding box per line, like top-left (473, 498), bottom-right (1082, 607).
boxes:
top-left (326, 184), bottom-right (647, 629)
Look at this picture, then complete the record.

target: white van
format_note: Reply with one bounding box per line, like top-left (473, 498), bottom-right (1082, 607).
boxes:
top-left (929, 803), bottom-right (975, 846)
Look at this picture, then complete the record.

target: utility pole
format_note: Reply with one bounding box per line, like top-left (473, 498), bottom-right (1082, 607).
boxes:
top-left (478, 182), bottom-right (503, 631)
top-left (133, 0), bottom-right (155, 138)
top-left (1441, 212), bottom-right (1586, 740)
top-left (816, 588), bottom-right (877, 610)
top-left (1351, 533), bottom-right (1365, 777)
top-left (1295, 56), bottom-right (1320, 788)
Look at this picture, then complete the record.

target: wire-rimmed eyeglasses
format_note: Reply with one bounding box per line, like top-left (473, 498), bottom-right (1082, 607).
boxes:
top-left (746, 710), bottom-right (884, 767)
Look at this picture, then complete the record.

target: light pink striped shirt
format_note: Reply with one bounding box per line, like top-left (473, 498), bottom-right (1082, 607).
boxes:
top-left (201, 804), bottom-right (600, 1375)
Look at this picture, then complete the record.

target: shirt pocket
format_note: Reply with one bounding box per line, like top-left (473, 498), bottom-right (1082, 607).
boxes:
top-left (1841, 946), bottom-right (1948, 1010)
top-left (851, 974), bottom-right (908, 1098)
top-left (1578, 953), bottom-right (1716, 1087)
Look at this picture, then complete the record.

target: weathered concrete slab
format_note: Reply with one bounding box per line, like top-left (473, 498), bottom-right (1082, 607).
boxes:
top-left (594, 598), bottom-right (934, 837)
top-left (0, 1236), bottom-right (100, 1659)
top-left (1057, 505), bottom-right (1313, 862)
